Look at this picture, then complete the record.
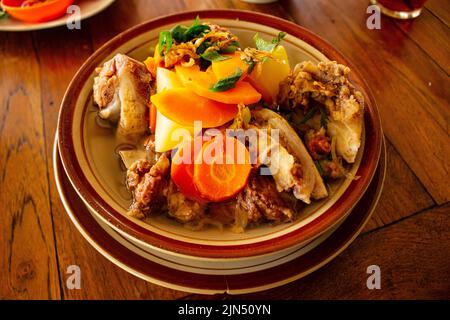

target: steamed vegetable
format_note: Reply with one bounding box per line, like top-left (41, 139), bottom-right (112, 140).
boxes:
top-left (153, 67), bottom-right (198, 152)
top-left (253, 32), bottom-right (286, 52)
top-left (175, 65), bottom-right (261, 104)
top-left (151, 87), bottom-right (238, 127)
top-left (193, 136), bottom-right (251, 202)
top-left (171, 137), bottom-right (206, 202)
top-left (149, 103), bottom-right (157, 133)
top-left (211, 51), bottom-right (249, 79)
top-left (248, 45), bottom-right (291, 104)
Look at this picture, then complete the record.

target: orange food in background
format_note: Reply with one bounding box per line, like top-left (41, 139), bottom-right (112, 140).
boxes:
top-left (1, 0), bottom-right (74, 23)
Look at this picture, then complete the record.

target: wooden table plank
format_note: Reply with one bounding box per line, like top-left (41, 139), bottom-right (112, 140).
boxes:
top-left (363, 138), bottom-right (435, 233)
top-left (425, 0), bottom-right (450, 26)
top-left (31, 25), bottom-right (188, 300)
top-left (281, 0), bottom-right (450, 204)
top-left (88, 0), bottom-right (293, 50)
top-left (394, 8), bottom-right (450, 75)
top-left (0, 32), bottom-right (61, 299)
top-left (185, 203), bottom-right (450, 299)
top-left (1, 0), bottom-right (447, 300)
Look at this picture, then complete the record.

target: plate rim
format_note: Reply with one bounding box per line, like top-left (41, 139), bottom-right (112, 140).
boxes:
top-left (57, 9), bottom-right (383, 258)
top-left (53, 134), bottom-right (386, 294)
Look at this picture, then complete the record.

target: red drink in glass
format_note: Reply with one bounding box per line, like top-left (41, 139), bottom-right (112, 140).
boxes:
top-left (370, 0), bottom-right (428, 19)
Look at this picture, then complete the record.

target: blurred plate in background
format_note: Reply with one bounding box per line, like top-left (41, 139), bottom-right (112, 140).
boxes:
top-left (0, 0), bottom-right (115, 31)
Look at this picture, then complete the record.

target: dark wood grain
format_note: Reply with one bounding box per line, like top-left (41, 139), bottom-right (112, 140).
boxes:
top-left (0, 0), bottom-right (448, 299)
top-left (0, 32), bottom-right (61, 299)
top-left (425, 0), bottom-right (450, 26)
top-left (394, 8), bottom-right (450, 74)
top-left (185, 203), bottom-right (450, 300)
top-left (363, 138), bottom-right (434, 233)
top-left (32, 25), bottom-right (187, 300)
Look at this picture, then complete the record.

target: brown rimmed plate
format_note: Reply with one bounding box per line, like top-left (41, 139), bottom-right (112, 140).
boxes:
top-left (54, 135), bottom-right (386, 294)
top-left (57, 10), bottom-right (382, 259)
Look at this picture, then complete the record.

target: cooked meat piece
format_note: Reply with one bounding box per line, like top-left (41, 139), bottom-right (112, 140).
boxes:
top-left (250, 124), bottom-right (308, 203)
top-left (305, 127), bottom-right (331, 160)
top-left (93, 53), bottom-right (153, 136)
top-left (277, 61), bottom-right (363, 163)
top-left (165, 181), bottom-right (206, 223)
top-left (208, 202), bottom-right (236, 225)
top-left (237, 174), bottom-right (294, 224)
top-left (126, 154), bottom-right (170, 219)
top-left (319, 159), bottom-right (346, 179)
top-left (250, 108), bottom-right (329, 203)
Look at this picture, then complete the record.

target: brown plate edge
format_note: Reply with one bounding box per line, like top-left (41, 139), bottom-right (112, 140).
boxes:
top-left (53, 135), bottom-right (386, 295)
top-left (57, 9), bottom-right (383, 258)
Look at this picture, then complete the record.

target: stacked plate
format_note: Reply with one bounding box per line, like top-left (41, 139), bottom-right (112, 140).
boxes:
top-left (55, 10), bottom-right (384, 294)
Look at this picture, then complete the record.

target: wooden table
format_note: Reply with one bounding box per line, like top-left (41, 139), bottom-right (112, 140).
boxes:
top-left (1, 0), bottom-right (449, 300)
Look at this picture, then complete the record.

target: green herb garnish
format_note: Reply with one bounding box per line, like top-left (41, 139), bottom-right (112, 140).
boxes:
top-left (315, 160), bottom-right (324, 176)
top-left (200, 51), bottom-right (231, 62)
top-left (0, 9), bottom-right (8, 20)
top-left (185, 15), bottom-right (210, 40)
top-left (170, 24), bottom-right (188, 43)
top-left (168, 16), bottom-right (210, 45)
top-left (220, 41), bottom-right (240, 54)
top-left (210, 67), bottom-right (243, 92)
top-left (185, 24), bottom-right (210, 40)
top-left (243, 56), bottom-right (255, 75)
top-left (319, 107), bottom-right (328, 128)
top-left (299, 106), bottom-right (318, 124)
top-left (193, 15), bottom-right (200, 26)
top-left (158, 30), bottom-right (173, 55)
top-left (254, 31), bottom-right (286, 52)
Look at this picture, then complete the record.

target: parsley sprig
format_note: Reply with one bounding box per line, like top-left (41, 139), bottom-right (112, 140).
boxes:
top-left (254, 31), bottom-right (286, 52)
top-left (200, 51), bottom-right (231, 62)
top-left (209, 67), bottom-right (243, 92)
top-left (158, 16), bottom-right (211, 56)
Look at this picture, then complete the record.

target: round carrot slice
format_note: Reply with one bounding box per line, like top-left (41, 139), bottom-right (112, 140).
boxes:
top-left (171, 137), bottom-right (207, 202)
top-left (193, 136), bottom-right (251, 202)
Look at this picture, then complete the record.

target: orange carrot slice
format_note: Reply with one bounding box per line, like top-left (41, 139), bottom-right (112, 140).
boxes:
top-left (211, 51), bottom-right (249, 80)
top-left (176, 65), bottom-right (261, 105)
top-left (193, 136), bottom-right (251, 202)
top-left (150, 88), bottom-right (237, 128)
top-left (149, 102), bottom-right (157, 133)
top-left (171, 137), bottom-right (207, 202)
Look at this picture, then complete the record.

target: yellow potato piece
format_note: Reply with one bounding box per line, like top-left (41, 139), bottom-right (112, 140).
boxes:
top-left (154, 67), bottom-right (199, 152)
top-left (248, 45), bottom-right (291, 104)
